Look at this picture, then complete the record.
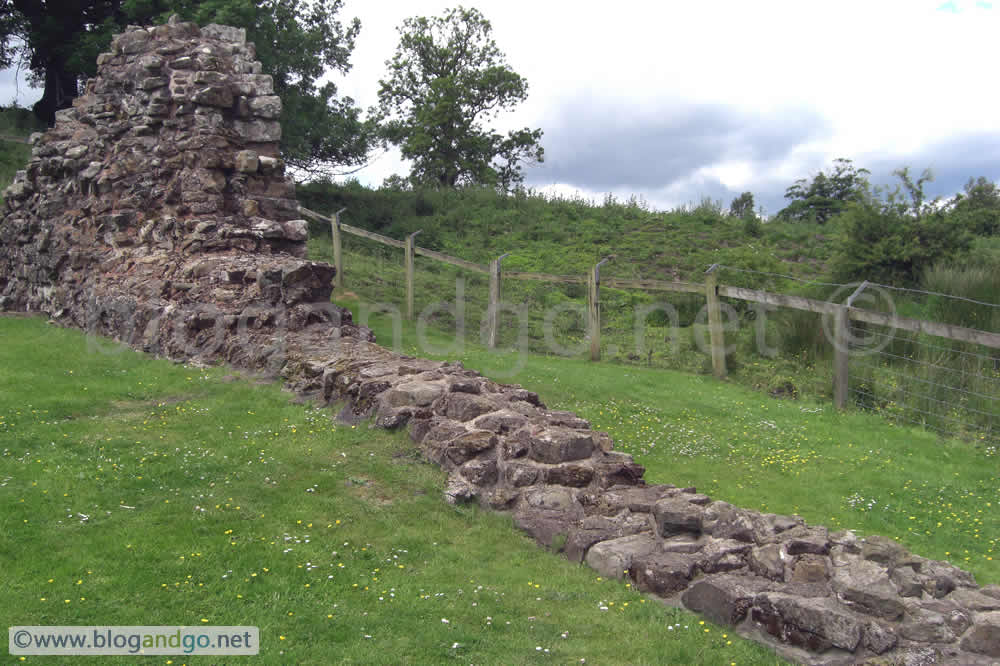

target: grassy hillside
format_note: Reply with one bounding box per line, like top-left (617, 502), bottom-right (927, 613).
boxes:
top-left (300, 181), bottom-right (1000, 446)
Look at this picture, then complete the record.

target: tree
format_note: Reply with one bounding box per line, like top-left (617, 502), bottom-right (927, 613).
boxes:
top-left (948, 176), bottom-right (1000, 236)
top-left (729, 191), bottom-right (754, 218)
top-left (830, 167), bottom-right (970, 286)
top-left (0, 0), bottom-right (376, 176)
top-left (376, 6), bottom-right (544, 191)
top-left (777, 158), bottom-right (871, 224)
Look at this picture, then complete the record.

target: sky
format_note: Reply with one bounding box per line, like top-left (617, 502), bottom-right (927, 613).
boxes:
top-left (2, 0), bottom-right (998, 215)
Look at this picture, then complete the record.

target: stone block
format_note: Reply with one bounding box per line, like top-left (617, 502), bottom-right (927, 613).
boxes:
top-left (961, 611), bottom-right (1000, 657)
top-left (441, 392), bottom-right (497, 422)
top-left (525, 426), bottom-right (595, 464)
top-left (584, 533), bottom-right (660, 580)
top-left (652, 496), bottom-right (704, 538)
top-left (752, 593), bottom-right (863, 652)
top-left (682, 574), bottom-right (771, 626)
top-left (832, 559), bottom-right (904, 620)
top-left (249, 95), bottom-right (281, 119)
top-left (235, 149), bottom-right (259, 173)
top-left (634, 551), bottom-right (698, 597)
top-left (544, 463), bottom-right (594, 488)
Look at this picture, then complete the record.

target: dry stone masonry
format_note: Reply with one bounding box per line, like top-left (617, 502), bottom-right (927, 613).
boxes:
top-left (1, 19), bottom-right (998, 666)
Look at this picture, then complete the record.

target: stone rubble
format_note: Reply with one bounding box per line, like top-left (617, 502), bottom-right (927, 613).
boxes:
top-left (1, 19), bottom-right (997, 666)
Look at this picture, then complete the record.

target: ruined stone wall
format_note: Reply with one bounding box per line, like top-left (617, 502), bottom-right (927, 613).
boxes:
top-left (1, 20), bottom-right (998, 666)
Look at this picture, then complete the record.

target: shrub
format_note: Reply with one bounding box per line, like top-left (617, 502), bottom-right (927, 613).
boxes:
top-left (830, 203), bottom-right (971, 287)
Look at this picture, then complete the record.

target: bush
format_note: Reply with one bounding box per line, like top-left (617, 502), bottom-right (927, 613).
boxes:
top-left (830, 203), bottom-right (971, 287)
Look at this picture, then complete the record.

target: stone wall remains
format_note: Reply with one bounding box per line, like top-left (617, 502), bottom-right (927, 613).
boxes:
top-left (1, 19), bottom-right (998, 665)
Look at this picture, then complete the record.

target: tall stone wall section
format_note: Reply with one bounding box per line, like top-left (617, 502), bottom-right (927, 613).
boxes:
top-left (1, 20), bottom-right (998, 666)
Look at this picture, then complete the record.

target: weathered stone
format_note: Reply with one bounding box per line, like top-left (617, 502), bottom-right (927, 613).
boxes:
top-left (471, 409), bottom-right (527, 434)
top-left (633, 551), bottom-right (698, 597)
top-left (777, 525), bottom-right (830, 555)
top-left (202, 23), bottom-right (246, 44)
top-left (752, 593), bottom-right (863, 652)
top-left (961, 611), bottom-right (1000, 657)
top-left (661, 535), bottom-right (705, 554)
top-left (749, 544), bottom-right (786, 581)
top-left (789, 553), bottom-right (829, 584)
top-left (281, 220), bottom-right (308, 242)
top-left (705, 502), bottom-right (771, 542)
top-left (584, 533), bottom-right (660, 580)
top-left (591, 452), bottom-right (644, 488)
top-left (862, 535), bottom-right (909, 567)
top-left (948, 588), bottom-right (1000, 612)
top-left (443, 430), bottom-right (497, 466)
top-left (544, 410), bottom-right (590, 429)
top-left (235, 149), bottom-right (259, 173)
top-left (460, 456), bottom-right (498, 487)
top-left (383, 381), bottom-right (445, 408)
top-left (235, 119), bottom-right (281, 142)
top-left (682, 574), bottom-right (771, 626)
top-left (898, 608), bottom-right (958, 643)
top-left (441, 392), bottom-right (498, 422)
top-left (563, 512), bottom-right (649, 563)
top-left (695, 538), bottom-right (751, 574)
top-left (525, 426), bottom-right (595, 464)
top-left (863, 621), bottom-right (898, 655)
top-left (504, 461), bottom-right (539, 487)
top-left (652, 496), bottom-right (704, 538)
top-left (890, 565), bottom-right (924, 598)
top-left (544, 463), bottom-right (594, 488)
top-left (248, 95), bottom-right (281, 118)
top-left (192, 84), bottom-right (233, 107)
top-left (832, 559), bottom-right (905, 620)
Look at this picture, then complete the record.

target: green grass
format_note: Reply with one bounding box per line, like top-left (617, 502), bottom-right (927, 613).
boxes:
top-left (342, 296), bottom-right (999, 586)
top-left (0, 106), bottom-right (43, 197)
top-left (0, 315), bottom-right (786, 665)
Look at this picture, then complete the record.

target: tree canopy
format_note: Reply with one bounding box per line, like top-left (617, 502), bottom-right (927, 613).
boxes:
top-left (830, 167), bottom-right (971, 286)
top-left (777, 158), bottom-right (871, 224)
top-left (376, 6), bottom-right (543, 191)
top-left (0, 0), bottom-right (376, 176)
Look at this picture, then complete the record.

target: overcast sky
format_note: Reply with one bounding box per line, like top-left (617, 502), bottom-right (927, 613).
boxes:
top-left (3, 0), bottom-right (997, 215)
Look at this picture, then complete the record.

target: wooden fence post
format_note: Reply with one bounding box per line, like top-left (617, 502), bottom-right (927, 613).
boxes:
top-left (487, 253), bottom-right (510, 349)
top-left (589, 257), bottom-right (612, 361)
top-left (332, 207), bottom-right (346, 288)
top-left (405, 230), bottom-right (422, 321)
top-left (834, 281), bottom-right (869, 409)
top-left (705, 264), bottom-right (727, 379)
top-left (833, 306), bottom-right (849, 409)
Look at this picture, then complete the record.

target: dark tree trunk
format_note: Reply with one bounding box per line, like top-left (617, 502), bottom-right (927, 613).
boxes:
top-left (33, 63), bottom-right (78, 126)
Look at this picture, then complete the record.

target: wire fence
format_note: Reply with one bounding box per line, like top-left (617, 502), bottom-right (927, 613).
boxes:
top-left (302, 208), bottom-right (1000, 451)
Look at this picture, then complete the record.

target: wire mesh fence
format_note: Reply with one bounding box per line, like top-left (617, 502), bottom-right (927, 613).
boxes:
top-left (303, 209), bottom-right (1000, 449)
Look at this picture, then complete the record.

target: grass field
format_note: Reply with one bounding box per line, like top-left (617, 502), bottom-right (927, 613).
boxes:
top-left (0, 315), bottom-right (786, 664)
